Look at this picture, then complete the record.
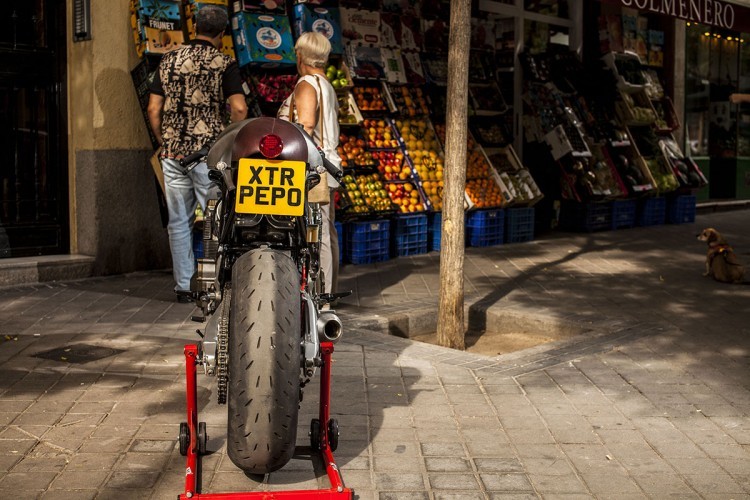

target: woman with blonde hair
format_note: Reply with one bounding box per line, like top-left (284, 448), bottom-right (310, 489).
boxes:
top-left (279, 31), bottom-right (342, 297)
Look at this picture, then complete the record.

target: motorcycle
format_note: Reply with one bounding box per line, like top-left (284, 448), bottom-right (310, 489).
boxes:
top-left (181, 117), bottom-right (346, 475)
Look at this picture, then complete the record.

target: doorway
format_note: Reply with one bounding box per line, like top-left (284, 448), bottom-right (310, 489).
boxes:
top-left (0, 1), bottom-right (69, 258)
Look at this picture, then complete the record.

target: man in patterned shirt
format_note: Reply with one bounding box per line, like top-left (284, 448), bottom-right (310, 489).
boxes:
top-left (148, 5), bottom-right (247, 302)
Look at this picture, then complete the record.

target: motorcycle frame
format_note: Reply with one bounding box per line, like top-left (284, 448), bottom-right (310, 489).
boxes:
top-left (179, 343), bottom-right (352, 499)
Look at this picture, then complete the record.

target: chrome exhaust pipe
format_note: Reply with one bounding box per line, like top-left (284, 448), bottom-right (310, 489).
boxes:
top-left (317, 311), bottom-right (343, 343)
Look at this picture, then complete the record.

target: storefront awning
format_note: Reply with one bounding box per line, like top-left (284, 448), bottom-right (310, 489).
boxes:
top-left (600, 0), bottom-right (750, 33)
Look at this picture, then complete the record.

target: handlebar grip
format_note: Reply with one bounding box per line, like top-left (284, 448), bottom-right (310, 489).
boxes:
top-left (317, 147), bottom-right (343, 182)
top-left (179, 147), bottom-right (209, 168)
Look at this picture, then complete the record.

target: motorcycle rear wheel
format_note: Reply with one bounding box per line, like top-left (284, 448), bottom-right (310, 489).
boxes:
top-left (226, 248), bottom-right (302, 474)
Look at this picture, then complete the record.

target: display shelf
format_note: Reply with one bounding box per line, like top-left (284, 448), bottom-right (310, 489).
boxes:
top-left (505, 207), bottom-right (535, 244)
top-left (384, 179), bottom-right (430, 214)
top-left (666, 195), bottom-right (696, 224)
top-left (602, 51), bottom-right (649, 94)
top-left (560, 201), bottom-right (613, 232)
top-left (611, 199), bottom-right (637, 229)
top-left (636, 196), bottom-right (666, 226)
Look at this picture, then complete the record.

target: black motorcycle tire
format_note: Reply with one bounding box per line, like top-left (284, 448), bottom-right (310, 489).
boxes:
top-left (226, 248), bottom-right (302, 474)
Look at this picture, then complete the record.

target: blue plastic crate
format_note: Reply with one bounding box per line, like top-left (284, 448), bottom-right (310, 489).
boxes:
top-left (560, 201), bottom-right (612, 232)
top-left (667, 195), bottom-right (696, 224)
top-left (334, 221), bottom-right (344, 263)
top-left (505, 207), bottom-right (535, 243)
top-left (345, 220), bottom-right (390, 264)
top-left (611, 199), bottom-right (637, 229)
top-left (428, 212), bottom-right (442, 252)
top-left (192, 229), bottom-right (204, 259)
top-left (637, 197), bottom-right (666, 226)
top-left (466, 209), bottom-right (504, 247)
top-left (391, 214), bottom-right (428, 257)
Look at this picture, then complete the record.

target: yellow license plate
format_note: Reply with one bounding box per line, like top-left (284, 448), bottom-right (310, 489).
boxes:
top-left (235, 158), bottom-right (307, 216)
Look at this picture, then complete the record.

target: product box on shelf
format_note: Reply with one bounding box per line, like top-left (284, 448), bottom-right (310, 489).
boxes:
top-left (469, 82), bottom-right (507, 115)
top-left (291, 3), bottom-right (343, 55)
top-left (401, 52), bottom-right (426, 85)
top-left (340, 8), bottom-right (381, 46)
top-left (345, 45), bottom-right (386, 80)
top-left (232, 12), bottom-right (295, 67)
top-left (606, 146), bottom-right (657, 196)
top-left (390, 213), bottom-right (428, 257)
top-left (351, 83), bottom-right (395, 113)
top-left (135, 0), bottom-right (186, 55)
top-left (381, 48), bottom-right (408, 84)
top-left (421, 53), bottom-right (448, 85)
top-left (232, 0), bottom-right (286, 14)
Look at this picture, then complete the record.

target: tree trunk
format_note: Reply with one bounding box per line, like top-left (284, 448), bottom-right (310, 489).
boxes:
top-left (437, 0), bottom-right (471, 350)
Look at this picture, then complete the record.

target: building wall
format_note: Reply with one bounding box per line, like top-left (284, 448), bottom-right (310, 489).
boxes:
top-left (66, 0), bottom-right (170, 275)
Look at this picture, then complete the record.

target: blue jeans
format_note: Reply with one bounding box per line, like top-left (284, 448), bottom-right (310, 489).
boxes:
top-left (161, 158), bottom-right (218, 293)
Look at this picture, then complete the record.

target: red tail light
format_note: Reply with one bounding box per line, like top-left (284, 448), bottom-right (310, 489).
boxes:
top-left (259, 134), bottom-right (284, 158)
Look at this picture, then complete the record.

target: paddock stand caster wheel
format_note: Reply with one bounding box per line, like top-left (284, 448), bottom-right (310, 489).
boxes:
top-left (309, 418), bottom-right (321, 451)
top-left (197, 422), bottom-right (208, 455)
top-left (179, 422), bottom-right (189, 456)
top-left (327, 418), bottom-right (339, 452)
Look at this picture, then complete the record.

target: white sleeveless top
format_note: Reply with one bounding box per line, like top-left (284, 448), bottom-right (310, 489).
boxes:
top-left (280, 74), bottom-right (341, 187)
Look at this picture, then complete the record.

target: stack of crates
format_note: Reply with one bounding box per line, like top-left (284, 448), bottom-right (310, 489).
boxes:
top-left (466, 209), bottom-right (504, 247)
top-left (345, 220), bottom-right (390, 265)
top-left (667, 195), bottom-right (696, 224)
top-left (505, 207), bottom-right (535, 243)
top-left (428, 212), bottom-right (442, 252)
top-left (560, 201), bottom-right (612, 232)
top-left (334, 221), bottom-right (344, 264)
top-left (637, 197), bottom-right (666, 226)
top-left (391, 214), bottom-right (428, 257)
top-left (611, 199), bottom-right (637, 229)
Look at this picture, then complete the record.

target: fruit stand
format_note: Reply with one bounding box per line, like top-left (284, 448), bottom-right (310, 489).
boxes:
top-left (130, 0), bottom-right (706, 262)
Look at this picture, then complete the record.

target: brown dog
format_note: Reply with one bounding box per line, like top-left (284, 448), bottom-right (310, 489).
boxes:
top-left (697, 228), bottom-right (746, 283)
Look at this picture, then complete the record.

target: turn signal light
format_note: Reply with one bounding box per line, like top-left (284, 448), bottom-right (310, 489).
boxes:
top-left (259, 134), bottom-right (284, 159)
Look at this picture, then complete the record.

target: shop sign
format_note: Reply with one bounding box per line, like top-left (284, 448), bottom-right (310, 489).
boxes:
top-left (603, 0), bottom-right (750, 33)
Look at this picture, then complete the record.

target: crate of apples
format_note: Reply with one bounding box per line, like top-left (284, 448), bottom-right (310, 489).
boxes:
top-left (355, 173), bottom-right (395, 212)
top-left (362, 118), bottom-right (399, 149)
top-left (352, 86), bottom-right (388, 112)
top-left (386, 181), bottom-right (426, 213)
top-left (373, 151), bottom-right (405, 181)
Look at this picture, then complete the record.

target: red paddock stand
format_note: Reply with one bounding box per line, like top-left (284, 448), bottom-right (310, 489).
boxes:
top-left (179, 343), bottom-right (353, 499)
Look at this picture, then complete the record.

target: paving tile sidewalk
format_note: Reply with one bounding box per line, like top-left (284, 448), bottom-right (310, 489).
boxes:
top-left (0, 210), bottom-right (749, 499)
